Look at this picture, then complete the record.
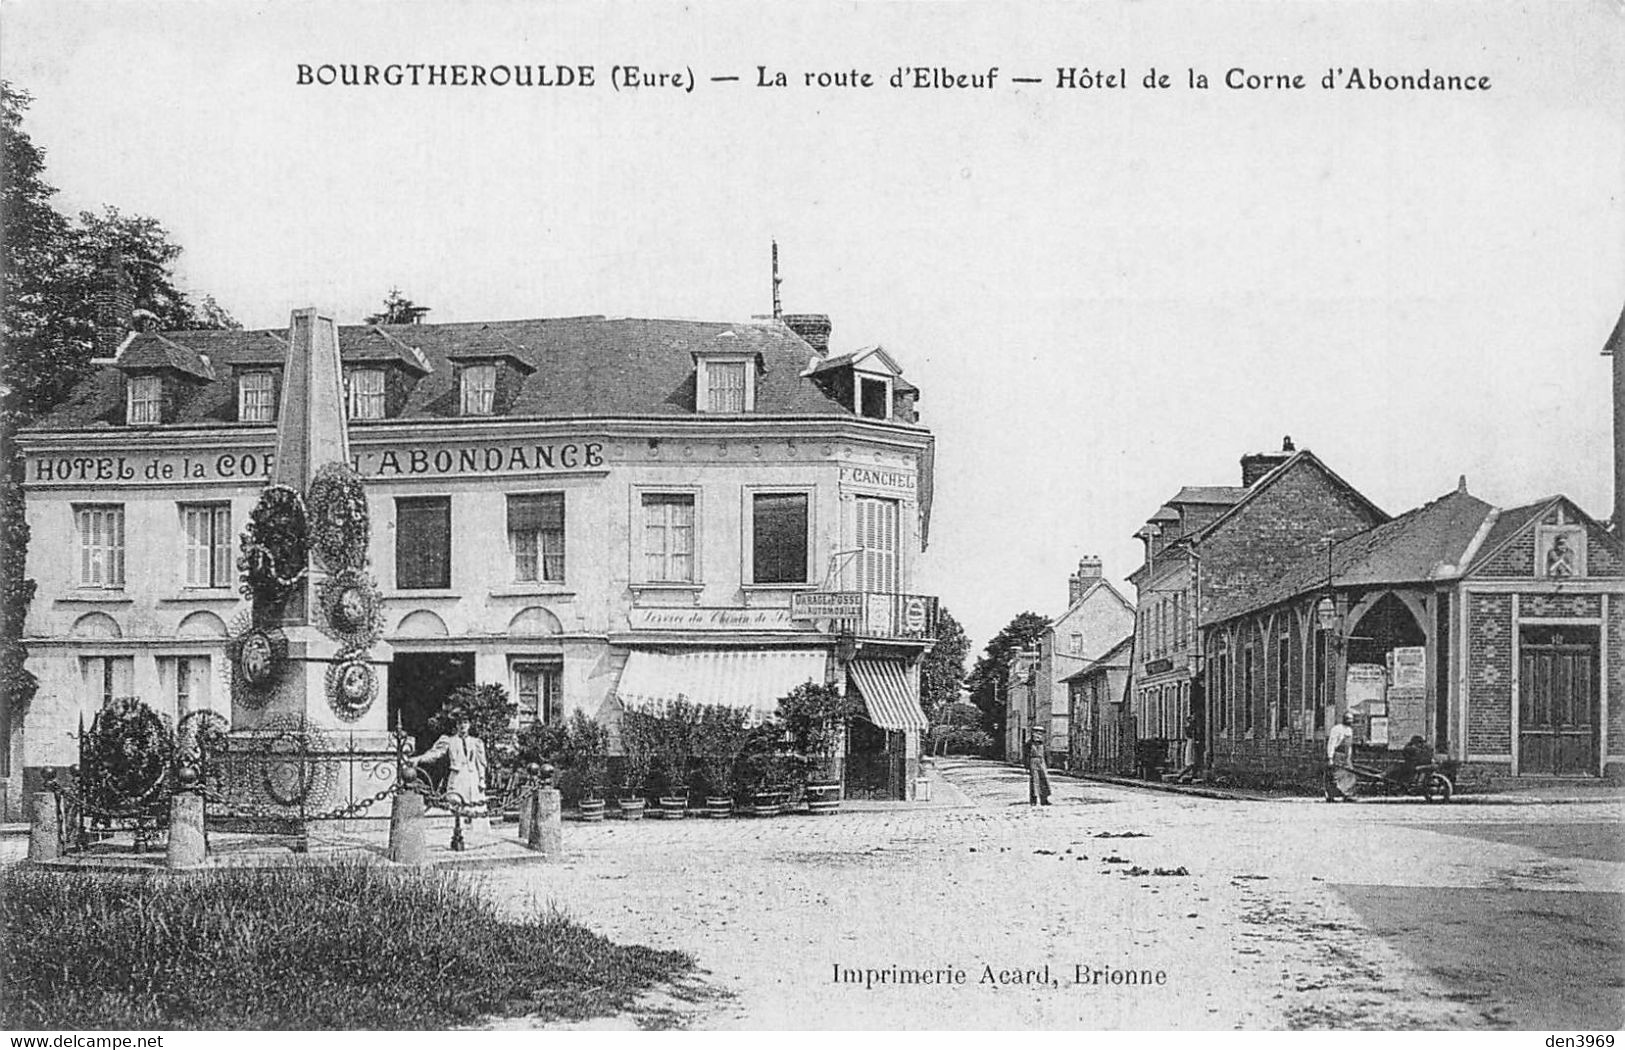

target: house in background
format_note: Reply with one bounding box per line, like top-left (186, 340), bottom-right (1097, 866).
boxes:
top-left (1064, 632), bottom-right (1134, 774)
top-left (1004, 647), bottom-right (1042, 762)
top-left (1034, 557), bottom-right (1134, 767)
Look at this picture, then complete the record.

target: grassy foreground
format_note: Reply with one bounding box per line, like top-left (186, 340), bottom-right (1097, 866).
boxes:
top-left (0, 861), bottom-right (693, 1030)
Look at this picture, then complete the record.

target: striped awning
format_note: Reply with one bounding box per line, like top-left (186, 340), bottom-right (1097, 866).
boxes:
top-left (616, 649), bottom-right (829, 720)
top-left (849, 658), bottom-right (928, 731)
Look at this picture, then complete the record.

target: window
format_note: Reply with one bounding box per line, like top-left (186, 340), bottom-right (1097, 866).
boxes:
top-left (76, 505), bottom-right (125, 587)
top-left (858, 375), bottom-right (891, 420)
top-left (160, 655), bottom-right (210, 717)
top-left (508, 493), bottom-right (565, 583)
top-left (514, 662), bottom-right (562, 726)
top-left (704, 360), bottom-right (749, 412)
top-left (1070, 633), bottom-right (1084, 655)
top-left (642, 493), bottom-right (695, 583)
top-left (460, 364), bottom-right (497, 415)
top-left (181, 503), bottom-right (232, 588)
top-left (127, 376), bottom-right (162, 424)
top-left (239, 371), bottom-right (275, 423)
top-left (346, 368), bottom-right (386, 419)
top-left (1243, 643), bottom-right (1257, 734)
top-left (854, 496), bottom-right (899, 592)
top-left (1277, 629), bottom-right (1291, 733)
top-left (1313, 631), bottom-right (1328, 731)
top-left (751, 492), bottom-right (809, 584)
top-left (396, 497), bottom-right (451, 589)
top-left (81, 656), bottom-right (134, 708)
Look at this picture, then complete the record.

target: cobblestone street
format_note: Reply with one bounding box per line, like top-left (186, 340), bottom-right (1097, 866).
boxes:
top-left (473, 758), bottom-right (1625, 1029)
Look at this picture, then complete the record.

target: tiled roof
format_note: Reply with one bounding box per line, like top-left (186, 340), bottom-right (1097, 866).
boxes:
top-left (1170, 485), bottom-right (1247, 505)
top-left (33, 315), bottom-right (901, 428)
top-left (1465, 498), bottom-right (1555, 572)
top-left (118, 334), bottom-right (214, 381)
top-left (1060, 634), bottom-right (1135, 682)
top-left (1210, 487), bottom-right (1496, 623)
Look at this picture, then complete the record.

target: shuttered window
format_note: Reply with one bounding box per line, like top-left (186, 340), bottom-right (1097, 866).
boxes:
top-left (182, 503), bottom-right (232, 587)
top-left (346, 368), bottom-right (386, 419)
top-left (239, 371), bottom-right (275, 423)
top-left (752, 492), bottom-right (808, 584)
top-left (128, 376), bottom-right (162, 424)
top-left (76, 505), bottom-right (126, 587)
top-left (854, 496), bottom-right (899, 593)
top-left (508, 493), bottom-right (565, 583)
top-left (396, 496), bottom-right (451, 589)
top-left (706, 361), bottom-right (748, 412)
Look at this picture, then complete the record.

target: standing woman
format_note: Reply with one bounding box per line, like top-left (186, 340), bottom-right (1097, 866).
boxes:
top-left (410, 715), bottom-right (492, 843)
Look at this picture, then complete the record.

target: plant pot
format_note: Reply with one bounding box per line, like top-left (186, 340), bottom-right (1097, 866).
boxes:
top-left (704, 795), bottom-right (732, 818)
top-left (749, 791), bottom-right (784, 817)
top-left (656, 796), bottom-right (688, 819)
top-left (618, 798), bottom-right (647, 821)
top-left (804, 781), bottom-right (842, 815)
top-left (578, 798), bottom-right (606, 823)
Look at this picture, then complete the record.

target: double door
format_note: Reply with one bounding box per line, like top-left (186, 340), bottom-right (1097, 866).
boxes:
top-left (1518, 626), bottom-right (1599, 776)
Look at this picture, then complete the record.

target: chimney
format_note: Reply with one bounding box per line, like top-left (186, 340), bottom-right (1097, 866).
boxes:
top-left (94, 250), bottom-right (134, 357)
top-left (1069, 555), bottom-right (1103, 604)
top-left (1241, 435), bottom-right (1296, 488)
top-left (782, 313), bottom-right (832, 355)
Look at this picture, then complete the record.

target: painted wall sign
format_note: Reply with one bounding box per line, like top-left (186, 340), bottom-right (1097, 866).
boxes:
top-left (629, 607), bottom-right (800, 630)
top-left (28, 440), bottom-right (608, 487)
top-left (838, 465), bottom-right (916, 496)
top-left (791, 592), bottom-right (863, 619)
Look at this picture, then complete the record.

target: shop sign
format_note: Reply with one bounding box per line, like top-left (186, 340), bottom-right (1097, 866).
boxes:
top-left (838, 465), bottom-right (916, 497)
top-left (630, 607), bottom-right (796, 630)
top-left (1144, 658), bottom-right (1174, 675)
top-left (792, 592), bottom-right (863, 620)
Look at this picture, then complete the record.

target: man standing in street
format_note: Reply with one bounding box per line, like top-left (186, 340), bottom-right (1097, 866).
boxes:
top-left (1026, 729), bottom-right (1052, 806)
top-left (1324, 713), bottom-right (1355, 802)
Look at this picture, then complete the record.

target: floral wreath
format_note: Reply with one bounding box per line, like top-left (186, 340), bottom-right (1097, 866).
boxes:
top-left (316, 568), bottom-right (384, 652)
top-left (81, 698), bottom-right (175, 813)
top-left (306, 462), bottom-right (371, 572)
top-left (238, 484), bottom-right (310, 605)
top-left (325, 657), bottom-right (378, 721)
top-left (228, 625), bottom-right (288, 709)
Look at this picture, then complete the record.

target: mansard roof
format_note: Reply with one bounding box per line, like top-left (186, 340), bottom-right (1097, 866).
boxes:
top-left (34, 315), bottom-right (920, 429)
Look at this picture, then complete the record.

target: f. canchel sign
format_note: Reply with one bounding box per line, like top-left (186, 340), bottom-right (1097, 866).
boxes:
top-left (29, 440), bottom-right (607, 486)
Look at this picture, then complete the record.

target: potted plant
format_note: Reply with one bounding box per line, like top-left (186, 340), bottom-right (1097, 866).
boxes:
top-left (777, 681), bottom-right (852, 815)
top-left (616, 705), bottom-right (655, 820)
top-left (566, 711), bottom-right (609, 822)
top-left (734, 722), bottom-right (790, 816)
top-left (647, 698), bottom-right (696, 818)
top-left (693, 703), bottom-right (749, 817)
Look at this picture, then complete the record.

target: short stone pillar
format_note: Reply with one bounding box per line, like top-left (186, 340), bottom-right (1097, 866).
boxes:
top-left (27, 791), bottom-right (60, 863)
top-left (517, 788), bottom-right (535, 843)
top-left (388, 788), bottom-right (427, 865)
top-left (527, 786), bottom-right (562, 858)
top-left (166, 791), bottom-right (207, 869)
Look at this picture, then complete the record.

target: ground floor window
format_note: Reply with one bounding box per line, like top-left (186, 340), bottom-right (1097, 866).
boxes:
top-left (80, 655), bottom-right (134, 708)
top-left (513, 661), bottom-right (563, 726)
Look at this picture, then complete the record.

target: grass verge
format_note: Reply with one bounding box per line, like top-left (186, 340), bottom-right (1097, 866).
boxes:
top-left (1, 860), bottom-right (693, 1029)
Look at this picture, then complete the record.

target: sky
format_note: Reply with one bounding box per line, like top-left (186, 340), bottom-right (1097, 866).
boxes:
top-left (4, 0), bottom-right (1623, 654)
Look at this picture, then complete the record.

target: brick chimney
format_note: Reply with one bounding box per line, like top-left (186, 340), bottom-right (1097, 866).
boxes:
top-left (1068, 555), bottom-right (1103, 605)
top-left (93, 250), bottom-right (134, 357)
top-left (782, 313), bottom-right (832, 355)
top-left (1241, 435), bottom-right (1296, 488)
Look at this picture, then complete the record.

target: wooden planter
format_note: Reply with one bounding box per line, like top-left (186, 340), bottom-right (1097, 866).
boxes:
top-left (655, 796), bottom-right (688, 819)
top-left (748, 791), bottom-right (785, 817)
top-left (804, 782), bottom-right (842, 815)
top-left (704, 795), bottom-right (733, 818)
top-left (578, 798), bottom-right (606, 823)
top-left (617, 798), bottom-right (647, 821)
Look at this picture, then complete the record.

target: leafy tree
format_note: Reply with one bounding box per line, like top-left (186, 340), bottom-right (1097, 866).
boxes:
top-left (918, 605), bottom-right (969, 721)
top-left (965, 611), bottom-right (1051, 743)
top-left (927, 702), bottom-right (995, 757)
top-left (364, 287), bottom-right (431, 325)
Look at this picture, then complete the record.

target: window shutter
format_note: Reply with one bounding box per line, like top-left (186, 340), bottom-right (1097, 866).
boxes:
top-left (397, 498), bottom-right (451, 588)
top-left (507, 493), bottom-right (564, 532)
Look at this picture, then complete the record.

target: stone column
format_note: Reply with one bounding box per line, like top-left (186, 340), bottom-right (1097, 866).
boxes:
top-left (527, 787), bottom-right (562, 858)
top-left (166, 792), bottom-right (207, 868)
top-left (388, 788), bottom-right (427, 865)
top-left (27, 791), bottom-right (60, 863)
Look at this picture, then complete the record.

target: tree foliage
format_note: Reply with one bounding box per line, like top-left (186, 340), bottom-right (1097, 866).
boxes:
top-left (364, 288), bottom-right (431, 326)
top-left (918, 604), bottom-right (969, 721)
top-left (965, 611), bottom-right (1052, 741)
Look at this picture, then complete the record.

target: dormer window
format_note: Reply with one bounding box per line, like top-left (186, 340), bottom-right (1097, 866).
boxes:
top-left (127, 376), bottom-right (162, 424)
top-left (460, 364), bottom-right (497, 415)
top-left (238, 371), bottom-right (276, 423)
top-left (697, 357), bottom-right (756, 413)
top-left (857, 375), bottom-right (891, 420)
top-left (346, 368), bottom-right (386, 419)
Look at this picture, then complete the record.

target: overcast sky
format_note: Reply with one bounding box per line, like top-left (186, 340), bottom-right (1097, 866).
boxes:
top-left (5, 1), bottom-right (1622, 652)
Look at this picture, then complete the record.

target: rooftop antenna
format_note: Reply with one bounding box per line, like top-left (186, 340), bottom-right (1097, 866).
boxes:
top-left (771, 239), bottom-right (783, 320)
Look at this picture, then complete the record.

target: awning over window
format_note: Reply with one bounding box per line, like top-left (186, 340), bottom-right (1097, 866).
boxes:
top-left (849, 658), bottom-right (928, 731)
top-left (616, 649), bottom-right (829, 720)
top-left (507, 492), bottom-right (564, 532)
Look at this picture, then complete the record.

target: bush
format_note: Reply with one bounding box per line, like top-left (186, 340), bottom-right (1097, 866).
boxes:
top-left (692, 704), bottom-right (750, 798)
top-left (732, 722), bottom-right (794, 800)
top-left (0, 861), bottom-right (692, 1029)
top-left (775, 681), bottom-right (855, 781)
top-left (429, 682), bottom-right (519, 791)
top-left (616, 706), bottom-right (657, 799)
top-left (80, 697), bottom-right (174, 816)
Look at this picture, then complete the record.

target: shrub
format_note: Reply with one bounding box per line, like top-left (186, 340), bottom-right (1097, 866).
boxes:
top-left (429, 682), bottom-right (519, 791)
top-left (80, 697), bottom-right (174, 816)
top-left (692, 704), bottom-right (750, 798)
top-left (616, 706), bottom-right (657, 799)
top-left (0, 861), bottom-right (692, 1030)
top-left (775, 680), bottom-right (855, 781)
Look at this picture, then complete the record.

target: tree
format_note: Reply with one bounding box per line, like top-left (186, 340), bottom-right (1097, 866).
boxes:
top-left (918, 605), bottom-right (969, 721)
top-left (965, 611), bottom-right (1052, 743)
top-left (364, 288), bottom-right (430, 325)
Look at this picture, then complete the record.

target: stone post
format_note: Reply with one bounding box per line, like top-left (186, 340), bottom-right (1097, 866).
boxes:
top-left (527, 786), bottom-right (562, 858)
top-left (27, 791), bottom-right (60, 863)
top-left (388, 788), bottom-right (427, 865)
top-left (166, 791), bottom-right (207, 868)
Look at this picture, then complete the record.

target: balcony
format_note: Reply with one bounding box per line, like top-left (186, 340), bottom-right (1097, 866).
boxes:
top-left (791, 591), bottom-right (940, 641)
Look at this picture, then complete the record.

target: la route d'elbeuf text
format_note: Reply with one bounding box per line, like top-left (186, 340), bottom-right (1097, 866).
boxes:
top-left (832, 964), bottom-right (1169, 991)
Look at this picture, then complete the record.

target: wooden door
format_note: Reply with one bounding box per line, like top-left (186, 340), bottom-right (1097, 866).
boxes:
top-left (1518, 627), bottom-right (1599, 776)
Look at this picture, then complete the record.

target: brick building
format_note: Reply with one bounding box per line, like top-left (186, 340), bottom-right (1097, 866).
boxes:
top-left (8, 281), bottom-right (941, 814)
top-left (1201, 481), bottom-right (1623, 787)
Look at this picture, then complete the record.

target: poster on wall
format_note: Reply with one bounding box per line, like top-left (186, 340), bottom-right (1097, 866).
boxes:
top-left (1345, 663), bottom-right (1388, 713)
top-left (1389, 646), bottom-right (1427, 689)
